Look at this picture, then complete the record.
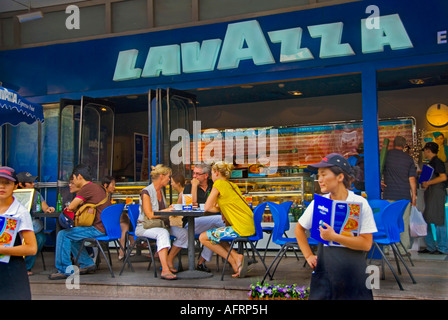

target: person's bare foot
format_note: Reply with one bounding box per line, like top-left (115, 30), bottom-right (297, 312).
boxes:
top-left (231, 254), bottom-right (244, 278)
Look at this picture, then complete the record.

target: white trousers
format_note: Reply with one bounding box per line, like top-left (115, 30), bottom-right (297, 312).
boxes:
top-left (185, 215), bottom-right (225, 261)
top-left (135, 225), bottom-right (187, 252)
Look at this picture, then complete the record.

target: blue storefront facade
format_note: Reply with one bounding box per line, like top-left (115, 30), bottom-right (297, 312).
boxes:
top-left (1, 0), bottom-right (448, 208)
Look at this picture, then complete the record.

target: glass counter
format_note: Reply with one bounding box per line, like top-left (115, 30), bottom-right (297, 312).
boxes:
top-left (230, 175), bottom-right (314, 222)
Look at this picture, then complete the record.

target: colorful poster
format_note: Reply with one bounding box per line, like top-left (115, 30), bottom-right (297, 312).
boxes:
top-left (0, 216), bottom-right (20, 263)
top-left (189, 118), bottom-right (414, 168)
top-left (311, 194), bottom-right (361, 247)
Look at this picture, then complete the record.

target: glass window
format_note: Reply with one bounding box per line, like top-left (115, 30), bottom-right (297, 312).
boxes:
top-left (1, 18), bottom-right (15, 48)
top-left (112, 0), bottom-right (148, 33)
top-left (40, 104), bottom-right (59, 182)
top-left (199, 0), bottom-right (309, 20)
top-left (21, 5), bottom-right (106, 44)
top-left (154, 0), bottom-right (192, 27)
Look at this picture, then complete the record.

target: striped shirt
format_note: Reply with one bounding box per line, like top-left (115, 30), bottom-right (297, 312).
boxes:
top-left (382, 149), bottom-right (417, 200)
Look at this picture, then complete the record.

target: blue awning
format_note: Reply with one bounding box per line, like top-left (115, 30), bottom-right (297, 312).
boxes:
top-left (0, 86), bottom-right (44, 126)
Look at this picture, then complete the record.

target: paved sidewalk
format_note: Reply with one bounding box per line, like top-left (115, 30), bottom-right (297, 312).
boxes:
top-left (28, 249), bottom-right (448, 300)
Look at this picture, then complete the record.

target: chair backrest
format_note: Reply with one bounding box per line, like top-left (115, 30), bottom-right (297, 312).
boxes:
top-left (380, 200), bottom-right (410, 243)
top-left (127, 204), bottom-right (140, 230)
top-left (280, 201), bottom-right (293, 231)
top-left (100, 203), bottom-right (126, 239)
top-left (368, 199), bottom-right (390, 214)
top-left (252, 202), bottom-right (268, 239)
top-left (368, 199), bottom-right (390, 231)
top-left (267, 202), bottom-right (289, 245)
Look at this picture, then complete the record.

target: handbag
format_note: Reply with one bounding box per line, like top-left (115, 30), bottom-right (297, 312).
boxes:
top-left (410, 206), bottom-right (427, 237)
top-left (142, 215), bottom-right (170, 230)
top-left (74, 192), bottom-right (109, 227)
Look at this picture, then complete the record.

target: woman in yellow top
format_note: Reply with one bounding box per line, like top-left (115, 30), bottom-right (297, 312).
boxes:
top-left (199, 161), bottom-right (254, 278)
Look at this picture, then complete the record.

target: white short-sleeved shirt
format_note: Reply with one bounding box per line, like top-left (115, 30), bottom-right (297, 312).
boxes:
top-left (299, 191), bottom-right (377, 235)
top-left (2, 197), bottom-right (34, 240)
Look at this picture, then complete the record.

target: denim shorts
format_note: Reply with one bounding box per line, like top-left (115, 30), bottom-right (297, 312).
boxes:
top-left (206, 226), bottom-right (238, 245)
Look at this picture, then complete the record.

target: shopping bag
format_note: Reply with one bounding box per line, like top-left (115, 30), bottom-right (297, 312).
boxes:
top-left (410, 206), bottom-right (427, 237)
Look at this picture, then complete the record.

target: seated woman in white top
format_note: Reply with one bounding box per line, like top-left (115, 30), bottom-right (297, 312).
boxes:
top-left (295, 153), bottom-right (377, 300)
top-left (135, 164), bottom-right (187, 280)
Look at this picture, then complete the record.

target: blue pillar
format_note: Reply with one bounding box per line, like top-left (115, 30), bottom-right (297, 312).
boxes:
top-left (150, 97), bottom-right (158, 171)
top-left (362, 68), bottom-right (381, 200)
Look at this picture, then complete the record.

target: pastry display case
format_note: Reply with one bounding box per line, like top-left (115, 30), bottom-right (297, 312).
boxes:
top-left (230, 174), bottom-right (314, 222)
top-left (111, 182), bottom-right (180, 205)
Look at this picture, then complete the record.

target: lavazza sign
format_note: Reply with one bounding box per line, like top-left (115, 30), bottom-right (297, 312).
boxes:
top-left (113, 14), bottom-right (413, 81)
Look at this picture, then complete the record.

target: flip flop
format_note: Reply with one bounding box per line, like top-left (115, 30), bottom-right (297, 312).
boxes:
top-left (161, 273), bottom-right (177, 280)
top-left (169, 267), bottom-right (178, 274)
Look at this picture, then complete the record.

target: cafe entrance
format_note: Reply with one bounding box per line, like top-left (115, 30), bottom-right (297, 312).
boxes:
top-left (58, 97), bottom-right (115, 201)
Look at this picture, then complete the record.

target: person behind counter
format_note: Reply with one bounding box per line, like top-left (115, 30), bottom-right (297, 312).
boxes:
top-left (0, 167), bottom-right (37, 300)
top-left (294, 153), bottom-right (377, 300)
top-left (135, 164), bottom-right (188, 280)
top-left (199, 161), bottom-right (254, 278)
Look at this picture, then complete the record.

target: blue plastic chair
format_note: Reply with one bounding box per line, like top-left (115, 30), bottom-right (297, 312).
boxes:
top-left (74, 203), bottom-right (126, 278)
top-left (368, 199), bottom-right (390, 235)
top-left (368, 199), bottom-right (414, 265)
top-left (259, 201), bottom-right (293, 261)
top-left (280, 200), bottom-right (293, 232)
top-left (369, 200), bottom-right (416, 290)
top-left (119, 204), bottom-right (158, 277)
top-left (219, 202), bottom-right (269, 280)
top-left (261, 202), bottom-right (303, 283)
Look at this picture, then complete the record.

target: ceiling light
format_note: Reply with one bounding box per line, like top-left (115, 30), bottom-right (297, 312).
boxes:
top-left (17, 11), bottom-right (43, 23)
top-left (288, 90), bottom-right (303, 96)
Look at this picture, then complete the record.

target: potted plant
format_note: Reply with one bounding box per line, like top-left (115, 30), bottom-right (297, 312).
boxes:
top-left (248, 281), bottom-right (310, 300)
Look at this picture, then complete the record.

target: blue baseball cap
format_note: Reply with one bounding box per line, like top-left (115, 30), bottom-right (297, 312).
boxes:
top-left (0, 166), bottom-right (17, 182)
top-left (307, 153), bottom-right (354, 177)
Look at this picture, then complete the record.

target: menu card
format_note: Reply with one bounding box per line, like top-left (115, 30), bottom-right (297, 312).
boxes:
top-left (311, 194), bottom-right (362, 246)
top-left (418, 164), bottom-right (434, 184)
top-left (0, 216), bottom-right (21, 263)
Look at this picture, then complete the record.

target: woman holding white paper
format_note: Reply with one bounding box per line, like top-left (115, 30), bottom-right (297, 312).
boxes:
top-left (295, 153), bottom-right (377, 300)
top-left (0, 166), bottom-right (37, 300)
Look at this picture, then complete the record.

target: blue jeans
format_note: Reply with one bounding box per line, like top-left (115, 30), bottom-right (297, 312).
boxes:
top-left (25, 231), bottom-right (46, 271)
top-left (55, 226), bottom-right (105, 275)
top-left (425, 220), bottom-right (448, 254)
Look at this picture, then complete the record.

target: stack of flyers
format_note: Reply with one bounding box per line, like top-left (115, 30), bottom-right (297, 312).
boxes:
top-left (0, 216), bottom-right (20, 263)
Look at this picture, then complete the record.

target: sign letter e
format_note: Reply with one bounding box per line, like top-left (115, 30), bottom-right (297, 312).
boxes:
top-left (66, 5), bottom-right (80, 30)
